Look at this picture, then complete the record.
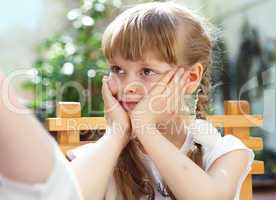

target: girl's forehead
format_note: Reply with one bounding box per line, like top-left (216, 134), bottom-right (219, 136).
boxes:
top-left (108, 52), bottom-right (167, 66)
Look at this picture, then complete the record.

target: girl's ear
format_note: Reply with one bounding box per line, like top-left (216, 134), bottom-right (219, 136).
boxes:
top-left (184, 62), bottom-right (204, 94)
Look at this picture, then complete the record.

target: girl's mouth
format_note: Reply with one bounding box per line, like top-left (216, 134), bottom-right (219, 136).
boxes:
top-left (119, 101), bottom-right (138, 110)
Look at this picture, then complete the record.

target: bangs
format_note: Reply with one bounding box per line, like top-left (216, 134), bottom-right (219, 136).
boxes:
top-left (101, 2), bottom-right (179, 64)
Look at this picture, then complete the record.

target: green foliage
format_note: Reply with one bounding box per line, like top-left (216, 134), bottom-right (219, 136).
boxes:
top-left (21, 0), bottom-right (122, 120)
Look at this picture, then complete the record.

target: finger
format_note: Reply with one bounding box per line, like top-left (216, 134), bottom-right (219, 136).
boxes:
top-left (179, 71), bottom-right (190, 94)
top-left (170, 67), bottom-right (185, 91)
top-left (174, 68), bottom-right (185, 85)
top-left (180, 70), bottom-right (190, 85)
top-left (148, 68), bottom-right (182, 114)
top-left (149, 67), bottom-right (177, 97)
top-left (178, 72), bottom-right (192, 115)
top-left (162, 67), bottom-right (185, 97)
top-left (107, 74), bottom-right (120, 96)
top-left (181, 72), bottom-right (194, 95)
top-left (102, 76), bottom-right (118, 109)
top-left (165, 92), bottom-right (182, 115)
top-left (167, 69), bottom-right (187, 114)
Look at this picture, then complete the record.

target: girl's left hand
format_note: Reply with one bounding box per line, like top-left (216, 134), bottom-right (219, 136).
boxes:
top-left (129, 67), bottom-right (191, 137)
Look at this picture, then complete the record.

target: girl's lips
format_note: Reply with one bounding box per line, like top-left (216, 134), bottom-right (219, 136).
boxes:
top-left (119, 101), bottom-right (138, 110)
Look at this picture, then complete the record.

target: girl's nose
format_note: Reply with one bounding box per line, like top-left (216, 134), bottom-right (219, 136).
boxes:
top-left (124, 81), bottom-right (144, 94)
top-left (122, 74), bottom-right (147, 98)
top-left (127, 86), bottom-right (136, 93)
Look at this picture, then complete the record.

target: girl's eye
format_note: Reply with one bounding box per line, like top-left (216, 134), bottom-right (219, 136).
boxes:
top-left (109, 66), bottom-right (158, 77)
top-left (141, 68), bottom-right (158, 76)
top-left (110, 65), bottom-right (125, 75)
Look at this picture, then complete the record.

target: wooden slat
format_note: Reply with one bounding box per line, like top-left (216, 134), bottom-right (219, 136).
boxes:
top-left (224, 101), bottom-right (253, 200)
top-left (240, 176), bottom-right (252, 200)
top-left (231, 128), bottom-right (252, 138)
top-left (56, 102), bottom-right (81, 145)
top-left (224, 101), bottom-right (251, 135)
top-left (46, 117), bottom-right (107, 131)
top-left (46, 115), bottom-right (262, 132)
top-left (240, 137), bottom-right (263, 151)
top-left (250, 160), bottom-right (264, 174)
top-left (57, 102), bottom-right (81, 118)
top-left (207, 115), bottom-right (263, 128)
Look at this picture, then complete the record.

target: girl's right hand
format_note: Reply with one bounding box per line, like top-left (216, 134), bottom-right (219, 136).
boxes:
top-left (101, 75), bottom-right (131, 147)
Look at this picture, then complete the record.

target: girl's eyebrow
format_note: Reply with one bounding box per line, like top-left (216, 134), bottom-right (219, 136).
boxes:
top-left (108, 61), bottom-right (153, 69)
top-left (107, 59), bottom-right (164, 72)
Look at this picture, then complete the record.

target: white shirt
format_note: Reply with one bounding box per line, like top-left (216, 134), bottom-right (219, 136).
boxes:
top-left (67, 119), bottom-right (255, 200)
top-left (0, 137), bottom-right (84, 200)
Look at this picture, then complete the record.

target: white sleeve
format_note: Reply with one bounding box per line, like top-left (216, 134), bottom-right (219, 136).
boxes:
top-left (0, 137), bottom-right (84, 200)
top-left (202, 135), bottom-right (255, 199)
top-left (203, 134), bottom-right (255, 172)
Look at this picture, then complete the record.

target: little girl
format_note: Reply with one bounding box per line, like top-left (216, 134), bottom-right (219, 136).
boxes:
top-left (68, 1), bottom-right (255, 200)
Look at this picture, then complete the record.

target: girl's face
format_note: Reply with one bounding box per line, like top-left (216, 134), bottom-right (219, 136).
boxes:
top-left (107, 53), bottom-right (178, 112)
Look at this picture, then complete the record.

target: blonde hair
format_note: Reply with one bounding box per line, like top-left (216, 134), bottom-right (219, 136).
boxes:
top-left (101, 1), bottom-right (214, 199)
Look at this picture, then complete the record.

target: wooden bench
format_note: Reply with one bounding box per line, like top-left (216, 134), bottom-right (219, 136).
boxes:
top-left (46, 100), bottom-right (264, 200)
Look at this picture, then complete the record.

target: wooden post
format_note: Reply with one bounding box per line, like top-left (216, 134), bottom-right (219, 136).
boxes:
top-left (224, 100), bottom-right (253, 200)
top-left (56, 102), bottom-right (81, 152)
